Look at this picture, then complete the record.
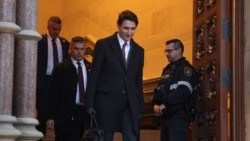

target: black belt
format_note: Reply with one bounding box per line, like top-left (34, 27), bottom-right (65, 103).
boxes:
top-left (45, 75), bottom-right (52, 79)
top-left (72, 104), bottom-right (87, 120)
top-left (75, 104), bottom-right (86, 111)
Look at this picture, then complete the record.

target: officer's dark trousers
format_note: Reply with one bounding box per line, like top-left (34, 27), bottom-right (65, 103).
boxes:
top-left (161, 116), bottom-right (190, 141)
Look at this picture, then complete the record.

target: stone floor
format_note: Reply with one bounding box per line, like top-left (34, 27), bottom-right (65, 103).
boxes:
top-left (113, 130), bottom-right (160, 141)
top-left (43, 128), bottom-right (161, 141)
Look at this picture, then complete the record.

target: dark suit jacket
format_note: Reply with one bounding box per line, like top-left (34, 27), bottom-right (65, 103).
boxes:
top-left (86, 32), bottom-right (144, 134)
top-left (47, 58), bottom-right (91, 134)
top-left (36, 34), bottom-right (69, 90)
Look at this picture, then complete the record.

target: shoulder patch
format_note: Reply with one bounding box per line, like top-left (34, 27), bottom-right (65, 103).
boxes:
top-left (184, 67), bottom-right (192, 77)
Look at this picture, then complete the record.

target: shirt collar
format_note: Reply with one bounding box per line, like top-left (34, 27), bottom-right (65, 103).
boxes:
top-left (71, 57), bottom-right (84, 65)
top-left (47, 33), bottom-right (59, 41)
top-left (117, 33), bottom-right (130, 47)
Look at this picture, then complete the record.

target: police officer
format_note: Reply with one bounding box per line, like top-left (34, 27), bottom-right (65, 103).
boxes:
top-left (152, 39), bottom-right (198, 141)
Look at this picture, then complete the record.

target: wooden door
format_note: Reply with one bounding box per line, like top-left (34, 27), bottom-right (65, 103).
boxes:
top-left (192, 0), bottom-right (231, 141)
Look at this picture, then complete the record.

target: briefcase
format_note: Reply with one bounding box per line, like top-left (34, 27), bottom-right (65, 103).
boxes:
top-left (82, 115), bottom-right (104, 141)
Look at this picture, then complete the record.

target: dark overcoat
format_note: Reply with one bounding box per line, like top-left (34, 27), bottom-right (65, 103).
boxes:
top-left (36, 34), bottom-right (69, 122)
top-left (86, 33), bottom-right (145, 134)
top-left (47, 58), bottom-right (91, 134)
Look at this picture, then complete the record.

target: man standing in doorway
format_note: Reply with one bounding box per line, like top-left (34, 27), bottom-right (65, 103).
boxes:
top-left (152, 39), bottom-right (198, 141)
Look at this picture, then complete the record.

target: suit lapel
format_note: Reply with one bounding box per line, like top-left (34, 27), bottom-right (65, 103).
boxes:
top-left (43, 34), bottom-right (49, 66)
top-left (65, 58), bottom-right (77, 74)
top-left (109, 34), bottom-right (127, 69)
top-left (84, 59), bottom-right (91, 78)
top-left (126, 40), bottom-right (137, 69)
top-left (59, 37), bottom-right (68, 59)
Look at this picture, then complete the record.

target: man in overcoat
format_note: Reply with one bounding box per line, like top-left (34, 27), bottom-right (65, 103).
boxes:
top-left (86, 10), bottom-right (144, 141)
top-left (36, 16), bottom-right (69, 137)
top-left (46, 36), bottom-right (91, 141)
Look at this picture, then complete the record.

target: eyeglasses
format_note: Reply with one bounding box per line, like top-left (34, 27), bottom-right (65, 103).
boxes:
top-left (164, 48), bottom-right (179, 53)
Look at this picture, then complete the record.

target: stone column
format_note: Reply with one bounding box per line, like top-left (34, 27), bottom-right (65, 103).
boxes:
top-left (12, 0), bottom-right (43, 140)
top-left (0, 0), bottom-right (22, 140)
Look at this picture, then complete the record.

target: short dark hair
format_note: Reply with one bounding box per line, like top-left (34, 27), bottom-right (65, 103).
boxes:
top-left (117, 10), bottom-right (138, 26)
top-left (48, 16), bottom-right (62, 24)
top-left (71, 36), bottom-right (85, 43)
top-left (166, 39), bottom-right (184, 53)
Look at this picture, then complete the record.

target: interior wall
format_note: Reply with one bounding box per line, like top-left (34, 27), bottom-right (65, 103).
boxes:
top-left (37, 0), bottom-right (64, 33)
top-left (37, 0), bottom-right (193, 80)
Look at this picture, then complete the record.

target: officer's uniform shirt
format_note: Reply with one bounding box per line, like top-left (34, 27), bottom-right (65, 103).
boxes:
top-left (152, 57), bottom-right (197, 118)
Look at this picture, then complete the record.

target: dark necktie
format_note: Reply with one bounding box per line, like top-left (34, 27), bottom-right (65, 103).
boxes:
top-left (77, 62), bottom-right (85, 103)
top-left (122, 42), bottom-right (127, 62)
top-left (52, 39), bottom-right (59, 66)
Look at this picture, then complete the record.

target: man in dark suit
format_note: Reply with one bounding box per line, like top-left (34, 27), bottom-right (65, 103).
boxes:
top-left (86, 10), bottom-right (144, 141)
top-left (46, 36), bottom-right (91, 141)
top-left (36, 16), bottom-right (69, 138)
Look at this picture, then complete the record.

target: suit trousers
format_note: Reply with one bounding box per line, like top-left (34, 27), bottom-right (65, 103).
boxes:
top-left (55, 105), bottom-right (89, 141)
top-left (36, 75), bottom-right (52, 139)
top-left (103, 108), bottom-right (138, 141)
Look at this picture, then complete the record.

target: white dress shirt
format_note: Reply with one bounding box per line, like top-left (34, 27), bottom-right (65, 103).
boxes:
top-left (46, 34), bottom-right (63, 75)
top-left (72, 58), bottom-right (87, 105)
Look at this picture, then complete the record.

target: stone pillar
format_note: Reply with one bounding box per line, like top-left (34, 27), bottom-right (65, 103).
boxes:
top-left (12, 0), bottom-right (43, 140)
top-left (0, 0), bottom-right (22, 140)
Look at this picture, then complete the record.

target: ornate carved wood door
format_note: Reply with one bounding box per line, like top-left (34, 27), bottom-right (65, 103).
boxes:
top-left (192, 0), bottom-right (231, 141)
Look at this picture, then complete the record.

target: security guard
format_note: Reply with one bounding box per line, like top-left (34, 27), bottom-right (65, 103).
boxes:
top-left (152, 39), bottom-right (198, 141)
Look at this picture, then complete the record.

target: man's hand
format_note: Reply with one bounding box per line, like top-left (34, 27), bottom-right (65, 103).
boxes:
top-left (86, 107), bottom-right (96, 115)
top-left (46, 119), bottom-right (54, 129)
top-left (159, 104), bottom-right (166, 111)
top-left (153, 104), bottom-right (166, 116)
